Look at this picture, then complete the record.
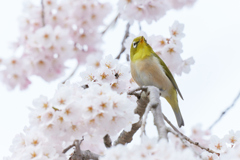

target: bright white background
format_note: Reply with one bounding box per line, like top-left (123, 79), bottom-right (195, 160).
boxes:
top-left (1, 0), bottom-right (240, 158)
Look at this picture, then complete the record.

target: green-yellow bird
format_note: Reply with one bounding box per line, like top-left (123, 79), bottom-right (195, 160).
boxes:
top-left (130, 36), bottom-right (184, 127)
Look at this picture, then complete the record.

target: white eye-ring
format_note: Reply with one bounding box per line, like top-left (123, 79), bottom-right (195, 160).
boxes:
top-left (133, 41), bottom-right (139, 48)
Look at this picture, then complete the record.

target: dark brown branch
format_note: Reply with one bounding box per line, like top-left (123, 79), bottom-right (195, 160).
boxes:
top-left (63, 138), bottom-right (100, 160)
top-left (103, 134), bottom-right (112, 148)
top-left (163, 114), bottom-right (220, 156)
top-left (101, 13), bottom-right (120, 35)
top-left (114, 119), bottom-right (142, 146)
top-left (114, 91), bottom-right (149, 145)
top-left (209, 91), bottom-right (240, 130)
top-left (115, 23), bottom-right (130, 60)
top-left (115, 86), bottom-right (168, 145)
top-left (41, 0), bottom-right (45, 26)
top-left (62, 143), bottom-right (75, 154)
top-left (62, 63), bottom-right (80, 84)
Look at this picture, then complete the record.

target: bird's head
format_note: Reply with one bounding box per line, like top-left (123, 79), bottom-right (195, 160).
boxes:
top-left (130, 36), bottom-right (153, 61)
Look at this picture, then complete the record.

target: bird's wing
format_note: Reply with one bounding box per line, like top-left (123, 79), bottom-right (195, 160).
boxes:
top-left (152, 52), bottom-right (184, 100)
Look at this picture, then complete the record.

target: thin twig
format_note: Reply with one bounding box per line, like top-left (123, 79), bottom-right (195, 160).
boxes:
top-left (163, 114), bottom-right (220, 156)
top-left (41, 0), bottom-right (45, 26)
top-left (209, 91), bottom-right (240, 130)
top-left (62, 63), bottom-right (80, 84)
top-left (62, 143), bottom-right (75, 154)
top-left (138, 22), bottom-right (141, 31)
top-left (168, 128), bottom-right (202, 158)
top-left (62, 138), bottom-right (84, 154)
top-left (101, 13), bottom-right (120, 35)
top-left (141, 100), bottom-right (152, 136)
top-left (63, 138), bottom-right (100, 160)
top-left (115, 23), bottom-right (130, 59)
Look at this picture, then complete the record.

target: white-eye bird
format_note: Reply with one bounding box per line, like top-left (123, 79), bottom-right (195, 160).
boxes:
top-left (130, 36), bottom-right (184, 127)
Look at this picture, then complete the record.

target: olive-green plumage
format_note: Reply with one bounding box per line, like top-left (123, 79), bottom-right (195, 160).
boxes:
top-left (130, 36), bottom-right (184, 127)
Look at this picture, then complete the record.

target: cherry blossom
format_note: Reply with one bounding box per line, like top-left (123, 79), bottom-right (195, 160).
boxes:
top-left (209, 135), bottom-right (227, 153)
top-left (100, 138), bottom-right (197, 160)
top-left (201, 151), bottom-right (219, 160)
top-left (80, 54), bottom-right (138, 93)
top-left (118, 0), bottom-right (197, 23)
top-left (8, 71), bottom-right (138, 159)
top-left (0, 0), bottom-right (111, 89)
top-left (169, 0), bottom-right (197, 10)
top-left (224, 130), bottom-right (240, 146)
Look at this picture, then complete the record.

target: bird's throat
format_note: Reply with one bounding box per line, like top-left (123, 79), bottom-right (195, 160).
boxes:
top-left (132, 45), bottom-right (151, 62)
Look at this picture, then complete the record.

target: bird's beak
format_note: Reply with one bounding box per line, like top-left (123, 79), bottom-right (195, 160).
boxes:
top-left (140, 36), bottom-right (144, 44)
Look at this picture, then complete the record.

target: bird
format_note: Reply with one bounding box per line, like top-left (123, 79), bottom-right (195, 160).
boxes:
top-left (130, 36), bottom-right (184, 127)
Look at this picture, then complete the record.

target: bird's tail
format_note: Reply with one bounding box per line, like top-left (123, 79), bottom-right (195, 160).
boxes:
top-left (165, 90), bottom-right (184, 128)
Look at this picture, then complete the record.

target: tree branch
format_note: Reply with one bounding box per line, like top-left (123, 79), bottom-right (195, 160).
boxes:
top-left (167, 128), bottom-right (202, 157)
top-left (138, 22), bottom-right (141, 31)
top-left (62, 63), bottom-right (80, 84)
top-left (128, 86), bottom-right (148, 95)
top-left (141, 98), bottom-right (152, 136)
top-left (41, 0), bottom-right (45, 26)
top-left (101, 13), bottom-right (120, 35)
top-left (208, 91), bottom-right (240, 130)
top-left (114, 89), bottom-right (149, 145)
top-left (163, 114), bottom-right (220, 156)
top-left (115, 23), bottom-right (130, 60)
top-left (115, 86), bottom-right (168, 145)
top-left (128, 86), bottom-right (147, 99)
top-left (140, 86), bottom-right (167, 140)
top-left (150, 95), bottom-right (168, 140)
top-left (63, 138), bottom-right (100, 160)
top-left (103, 134), bottom-right (112, 148)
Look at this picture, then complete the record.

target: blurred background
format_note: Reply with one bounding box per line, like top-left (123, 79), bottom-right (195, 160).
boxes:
top-left (1, 0), bottom-right (240, 158)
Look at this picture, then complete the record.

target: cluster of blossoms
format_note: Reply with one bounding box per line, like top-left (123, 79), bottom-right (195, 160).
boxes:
top-left (202, 130), bottom-right (240, 160)
top-left (80, 54), bottom-right (138, 93)
top-left (100, 125), bottom-right (240, 160)
top-left (0, 0), bottom-right (111, 90)
top-left (125, 21), bottom-right (195, 76)
top-left (118, 0), bottom-right (197, 23)
top-left (6, 56), bottom-right (138, 159)
top-left (100, 137), bottom-right (197, 160)
top-left (167, 125), bottom-right (240, 160)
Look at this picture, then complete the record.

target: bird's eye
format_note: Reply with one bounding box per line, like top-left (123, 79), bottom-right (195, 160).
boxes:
top-left (133, 41), bottom-right (139, 48)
